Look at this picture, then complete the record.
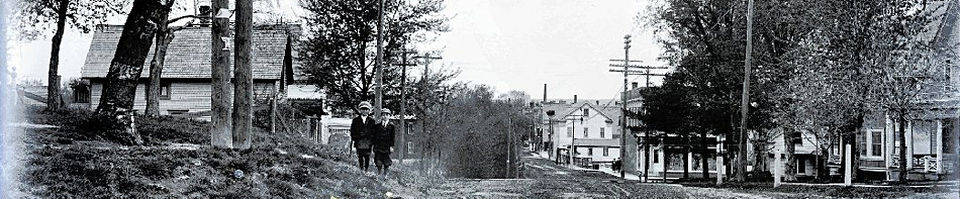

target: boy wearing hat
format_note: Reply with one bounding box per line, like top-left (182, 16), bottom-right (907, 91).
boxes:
top-left (350, 101), bottom-right (378, 171)
top-left (374, 108), bottom-right (396, 175)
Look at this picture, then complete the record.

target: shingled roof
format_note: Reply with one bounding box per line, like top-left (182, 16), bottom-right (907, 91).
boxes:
top-left (81, 24), bottom-right (300, 80)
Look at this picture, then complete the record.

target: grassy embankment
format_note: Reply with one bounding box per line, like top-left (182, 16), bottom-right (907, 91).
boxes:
top-left (21, 107), bottom-right (440, 198)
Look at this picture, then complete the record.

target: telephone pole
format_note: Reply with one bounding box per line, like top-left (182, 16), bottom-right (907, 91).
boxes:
top-left (394, 49), bottom-right (418, 163)
top-left (735, 0), bottom-right (755, 182)
top-left (606, 34), bottom-right (668, 180)
top-left (374, 0), bottom-right (385, 118)
top-left (412, 53), bottom-right (441, 164)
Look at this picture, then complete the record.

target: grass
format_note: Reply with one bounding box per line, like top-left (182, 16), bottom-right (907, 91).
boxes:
top-left (20, 106), bottom-right (429, 198)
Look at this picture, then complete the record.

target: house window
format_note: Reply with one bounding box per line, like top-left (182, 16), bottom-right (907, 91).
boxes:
top-left (72, 84), bottom-right (90, 103)
top-left (584, 128), bottom-right (589, 138)
top-left (603, 147), bottom-right (609, 156)
top-left (583, 108), bottom-right (589, 117)
top-left (160, 83), bottom-right (172, 100)
top-left (871, 131), bottom-right (882, 156)
top-left (653, 149), bottom-right (660, 163)
top-left (567, 127), bottom-right (573, 137)
top-left (167, 109), bottom-right (188, 115)
top-left (795, 132), bottom-right (803, 146)
top-left (797, 158), bottom-right (805, 174)
top-left (588, 148), bottom-right (594, 156)
top-left (944, 120), bottom-right (955, 153)
top-left (600, 128), bottom-right (605, 138)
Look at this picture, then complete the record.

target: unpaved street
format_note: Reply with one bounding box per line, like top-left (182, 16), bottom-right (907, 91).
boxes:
top-left (415, 152), bottom-right (775, 199)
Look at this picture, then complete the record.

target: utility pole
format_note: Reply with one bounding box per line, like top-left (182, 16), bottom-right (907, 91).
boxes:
top-left (606, 35), bottom-right (667, 180)
top-left (394, 49), bottom-right (417, 164)
top-left (232, 0), bottom-right (254, 150)
top-left (620, 35), bottom-right (631, 179)
top-left (210, 0), bottom-right (232, 149)
top-left (507, 112), bottom-right (517, 177)
top-left (374, 0), bottom-right (385, 118)
top-left (735, 0), bottom-right (755, 182)
top-left (570, 114), bottom-right (578, 166)
top-left (413, 53), bottom-right (442, 114)
top-left (412, 53), bottom-right (441, 167)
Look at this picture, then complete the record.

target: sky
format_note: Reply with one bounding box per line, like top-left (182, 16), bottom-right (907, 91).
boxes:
top-left (7, 0), bottom-right (668, 100)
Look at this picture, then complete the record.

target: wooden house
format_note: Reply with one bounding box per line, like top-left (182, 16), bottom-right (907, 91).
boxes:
top-left (78, 24), bottom-right (306, 119)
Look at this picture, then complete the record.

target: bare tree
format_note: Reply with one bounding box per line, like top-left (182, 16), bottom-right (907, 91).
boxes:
top-left (15, 0), bottom-right (127, 110)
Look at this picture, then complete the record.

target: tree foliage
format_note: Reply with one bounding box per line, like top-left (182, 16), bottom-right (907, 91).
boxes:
top-left (645, 0), bottom-right (954, 182)
top-left (15, 0), bottom-right (128, 39)
top-left (436, 85), bottom-right (535, 178)
top-left (298, 0), bottom-right (448, 113)
top-left (16, 0), bottom-right (128, 110)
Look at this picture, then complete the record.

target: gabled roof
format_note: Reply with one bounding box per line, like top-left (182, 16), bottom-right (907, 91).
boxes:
top-left (81, 24), bottom-right (301, 80)
top-left (559, 102), bottom-right (614, 121)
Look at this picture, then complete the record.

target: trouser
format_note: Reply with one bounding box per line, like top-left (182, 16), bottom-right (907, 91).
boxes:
top-left (374, 151), bottom-right (392, 173)
top-left (356, 148), bottom-right (372, 171)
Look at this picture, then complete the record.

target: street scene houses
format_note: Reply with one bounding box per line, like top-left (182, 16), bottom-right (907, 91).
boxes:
top-left (9, 0), bottom-right (960, 197)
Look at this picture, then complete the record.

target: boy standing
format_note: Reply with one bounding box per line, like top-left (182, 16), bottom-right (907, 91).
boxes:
top-left (374, 108), bottom-right (396, 175)
top-left (350, 101), bottom-right (377, 171)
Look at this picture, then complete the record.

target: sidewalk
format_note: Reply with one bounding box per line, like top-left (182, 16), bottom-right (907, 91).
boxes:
top-left (780, 180), bottom-right (959, 188)
top-left (598, 167), bottom-right (641, 181)
top-left (529, 150), bottom-right (643, 181)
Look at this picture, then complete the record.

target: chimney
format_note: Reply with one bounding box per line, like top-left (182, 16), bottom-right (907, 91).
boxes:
top-left (573, 95), bottom-right (578, 104)
top-left (631, 82), bottom-right (638, 89)
top-left (543, 84), bottom-right (547, 103)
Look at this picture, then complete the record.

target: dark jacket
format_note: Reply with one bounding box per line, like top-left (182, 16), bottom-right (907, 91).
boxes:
top-left (374, 122), bottom-right (396, 153)
top-left (350, 116), bottom-right (378, 149)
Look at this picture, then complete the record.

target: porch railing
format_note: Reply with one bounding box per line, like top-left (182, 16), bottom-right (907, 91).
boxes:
top-left (888, 154), bottom-right (939, 172)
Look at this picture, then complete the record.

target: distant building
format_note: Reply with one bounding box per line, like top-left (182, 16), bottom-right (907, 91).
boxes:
top-left (541, 100), bottom-right (622, 169)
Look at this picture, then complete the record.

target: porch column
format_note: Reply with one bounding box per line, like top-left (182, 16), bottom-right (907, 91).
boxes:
top-left (885, 114), bottom-right (892, 178)
top-left (937, 120), bottom-right (943, 174)
top-left (716, 135), bottom-right (724, 185)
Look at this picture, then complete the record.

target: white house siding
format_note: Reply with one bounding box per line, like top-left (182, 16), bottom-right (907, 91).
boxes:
top-left (90, 81), bottom-right (278, 115)
top-left (550, 102), bottom-right (623, 167)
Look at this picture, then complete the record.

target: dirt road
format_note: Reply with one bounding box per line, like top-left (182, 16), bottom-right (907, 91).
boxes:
top-left (413, 152), bottom-right (773, 199)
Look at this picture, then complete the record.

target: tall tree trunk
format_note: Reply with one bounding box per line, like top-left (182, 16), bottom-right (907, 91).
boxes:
top-left (701, 131), bottom-right (709, 180)
top-left (683, 132), bottom-right (690, 179)
top-left (210, 0), bottom-right (232, 148)
top-left (784, 130), bottom-right (798, 181)
top-left (46, 0), bottom-right (68, 110)
top-left (145, 16), bottom-right (171, 116)
top-left (232, 0), bottom-right (254, 150)
top-left (897, 112), bottom-right (908, 182)
top-left (95, 0), bottom-right (165, 145)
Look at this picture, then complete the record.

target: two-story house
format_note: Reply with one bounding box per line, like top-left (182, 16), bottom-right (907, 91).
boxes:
top-left (550, 101), bottom-right (622, 169)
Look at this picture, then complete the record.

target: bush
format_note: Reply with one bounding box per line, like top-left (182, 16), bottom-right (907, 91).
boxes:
top-left (25, 106), bottom-right (208, 145)
top-left (136, 115), bottom-right (208, 145)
